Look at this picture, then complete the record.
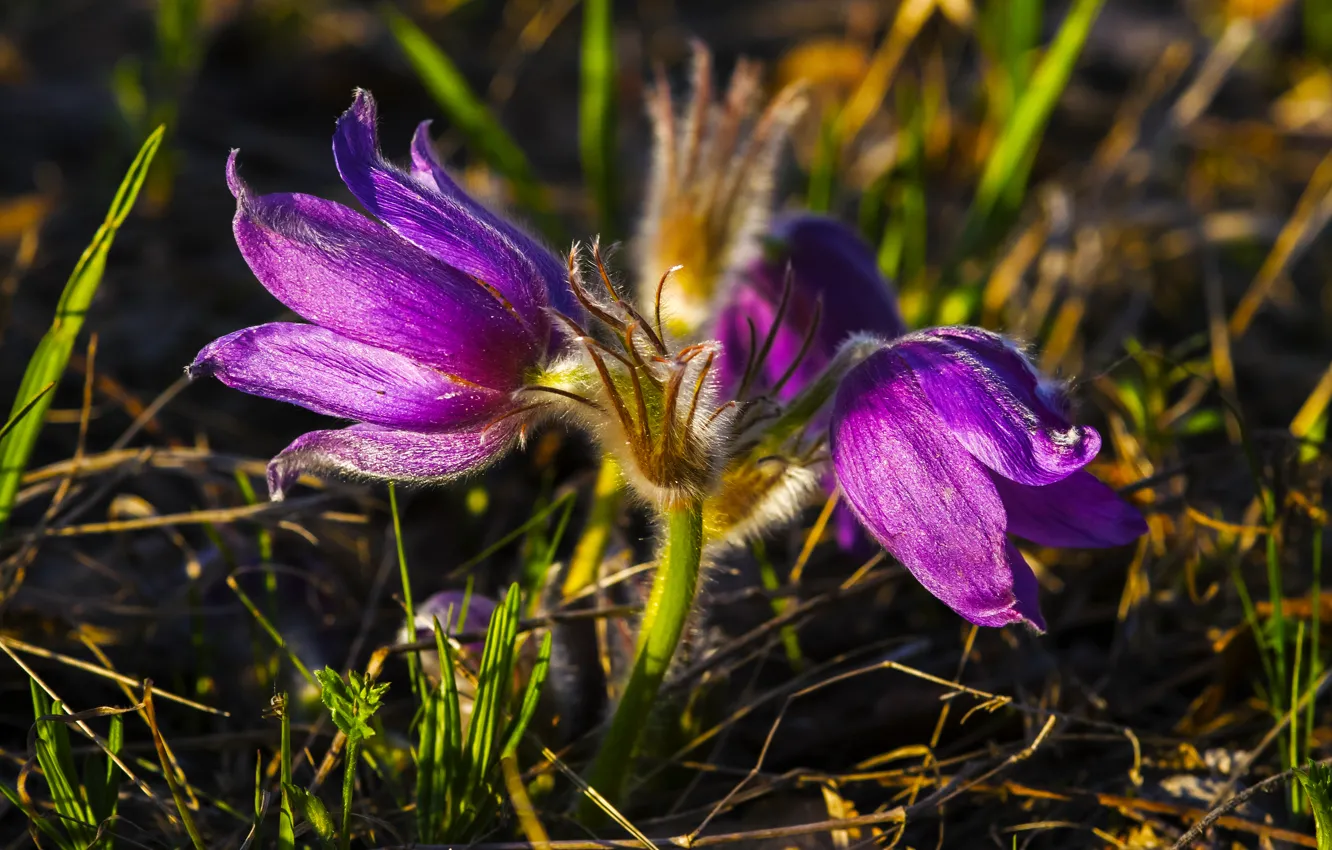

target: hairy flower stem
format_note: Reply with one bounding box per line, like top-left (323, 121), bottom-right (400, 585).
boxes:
top-left (579, 499), bottom-right (704, 820)
top-left (563, 457), bottom-right (624, 598)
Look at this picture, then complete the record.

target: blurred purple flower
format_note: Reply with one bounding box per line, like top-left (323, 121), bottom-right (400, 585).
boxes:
top-left (712, 215), bottom-right (906, 551)
top-left (830, 326), bottom-right (1147, 631)
top-left (410, 591), bottom-right (498, 656)
top-left (190, 91), bottom-right (571, 498)
top-left (712, 215), bottom-right (906, 402)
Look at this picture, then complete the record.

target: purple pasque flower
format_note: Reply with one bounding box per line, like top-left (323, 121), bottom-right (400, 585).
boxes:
top-left (713, 214), bottom-right (906, 402)
top-left (710, 215), bottom-right (905, 551)
top-left (829, 326), bottom-right (1147, 631)
top-left (190, 91), bottom-right (572, 498)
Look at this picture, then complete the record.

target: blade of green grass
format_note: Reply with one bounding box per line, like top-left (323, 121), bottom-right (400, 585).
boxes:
top-left (0, 126), bottom-right (164, 535)
top-left (580, 0), bottom-right (617, 237)
top-left (461, 588), bottom-right (520, 818)
top-left (501, 630), bottom-right (551, 758)
top-left (384, 6), bottom-right (560, 240)
top-left (389, 484), bottom-right (423, 698)
top-left (32, 682), bottom-right (95, 849)
top-left (1308, 0), bottom-right (1332, 62)
top-left (452, 491), bottom-right (577, 577)
top-left (415, 622), bottom-right (448, 841)
top-left (952, 0), bottom-right (1104, 263)
top-left (0, 382), bottom-right (54, 444)
top-left (143, 685), bottom-right (206, 850)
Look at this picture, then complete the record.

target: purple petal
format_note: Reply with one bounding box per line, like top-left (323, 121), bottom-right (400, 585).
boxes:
top-left (227, 153), bottom-right (538, 389)
top-left (713, 215), bottom-right (904, 401)
top-left (410, 121), bottom-right (579, 319)
top-left (991, 469), bottom-right (1148, 549)
top-left (1005, 542), bottom-right (1046, 632)
top-left (713, 284), bottom-right (820, 401)
top-left (333, 91), bottom-right (564, 335)
top-left (267, 420), bottom-right (520, 499)
top-left (893, 327), bottom-right (1101, 486)
top-left (760, 215), bottom-right (906, 348)
top-left (830, 349), bottom-right (1045, 629)
top-left (191, 323), bottom-right (507, 431)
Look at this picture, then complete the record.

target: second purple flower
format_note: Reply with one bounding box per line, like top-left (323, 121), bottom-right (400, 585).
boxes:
top-left (830, 327), bottom-right (1147, 630)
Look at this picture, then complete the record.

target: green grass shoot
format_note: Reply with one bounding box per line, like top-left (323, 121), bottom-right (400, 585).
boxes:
top-left (0, 126), bottom-right (163, 536)
top-left (0, 679), bottom-right (124, 849)
top-left (414, 584), bottom-right (551, 842)
top-left (579, 0), bottom-right (617, 237)
top-left (952, 0), bottom-right (1105, 264)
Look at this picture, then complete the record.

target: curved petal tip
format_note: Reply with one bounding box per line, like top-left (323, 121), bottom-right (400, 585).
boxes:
top-left (224, 149), bottom-right (245, 200)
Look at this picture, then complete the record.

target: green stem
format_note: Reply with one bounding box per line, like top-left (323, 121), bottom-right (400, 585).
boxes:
top-left (578, 499), bottom-right (704, 820)
top-left (389, 484), bottom-right (422, 696)
top-left (564, 457), bottom-right (624, 598)
top-left (340, 737), bottom-right (357, 850)
top-left (1309, 525), bottom-right (1324, 773)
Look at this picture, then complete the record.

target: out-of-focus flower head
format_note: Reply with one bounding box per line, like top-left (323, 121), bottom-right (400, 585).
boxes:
top-left (408, 590), bottom-right (498, 658)
top-left (830, 327), bottom-right (1148, 630)
top-left (636, 44), bottom-right (806, 338)
top-left (190, 91), bottom-right (577, 499)
top-left (713, 214), bottom-right (906, 403)
top-left (707, 214), bottom-right (907, 549)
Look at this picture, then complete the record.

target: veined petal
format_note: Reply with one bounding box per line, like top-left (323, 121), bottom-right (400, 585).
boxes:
top-left (190, 323), bottom-right (507, 431)
top-left (227, 153), bottom-right (537, 389)
top-left (409, 121), bottom-right (579, 319)
top-left (333, 90), bottom-right (562, 334)
top-left (830, 349), bottom-right (1045, 629)
top-left (894, 327), bottom-right (1100, 485)
top-left (267, 420), bottom-right (520, 499)
top-left (990, 469), bottom-right (1148, 549)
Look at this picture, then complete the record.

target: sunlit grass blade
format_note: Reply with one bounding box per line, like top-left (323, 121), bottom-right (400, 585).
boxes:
top-left (0, 126), bottom-right (164, 535)
top-left (580, 0), bottom-right (617, 236)
top-left (564, 457), bottom-right (623, 598)
top-left (31, 681), bottom-right (96, 848)
top-left (461, 587), bottom-right (521, 820)
top-left (439, 621), bottom-right (463, 832)
top-left (952, 0), bottom-right (1104, 262)
top-left (522, 485), bottom-right (576, 605)
top-left (389, 484), bottom-right (423, 697)
top-left (82, 712), bottom-right (122, 845)
top-left (385, 6), bottom-right (559, 238)
top-left (0, 382), bottom-right (54, 445)
top-left (1307, 0), bottom-right (1332, 62)
top-left (415, 621), bottom-right (455, 841)
top-left (453, 490), bottom-right (576, 576)
top-left (980, 0), bottom-right (1044, 124)
top-left (502, 630), bottom-right (551, 758)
